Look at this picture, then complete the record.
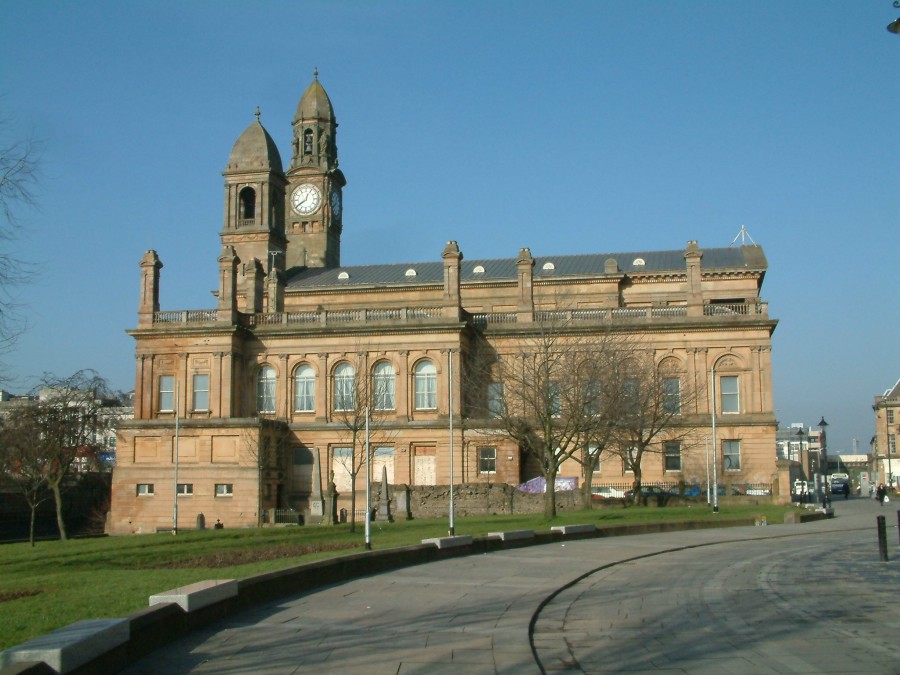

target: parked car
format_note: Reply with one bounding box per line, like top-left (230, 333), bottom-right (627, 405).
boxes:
top-left (591, 486), bottom-right (626, 499)
top-left (624, 485), bottom-right (671, 500)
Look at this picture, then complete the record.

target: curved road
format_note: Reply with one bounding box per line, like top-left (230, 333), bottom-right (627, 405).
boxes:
top-left (124, 498), bottom-right (899, 674)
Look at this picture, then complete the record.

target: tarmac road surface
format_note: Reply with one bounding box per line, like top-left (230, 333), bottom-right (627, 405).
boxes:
top-left (122, 497), bottom-right (899, 674)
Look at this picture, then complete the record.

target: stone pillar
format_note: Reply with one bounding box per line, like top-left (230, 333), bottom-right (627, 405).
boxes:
top-left (684, 240), bottom-right (703, 317)
top-left (242, 258), bottom-right (265, 314)
top-left (266, 269), bottom-right (284, 313)
top-left (138, 250), bottom-right (162, 326)
top-left (377, 464), bottom-right (394, 522)
top-left (516, 247), bottom-right (534, 322)
top-left (394, 484), bottom-right (412, 520)
top-left (217, 246), bottom-right (239, 323)
top-left (306, 447), bottom-right (325, 524)
top-left (441, 240), bottom-right (462, 319)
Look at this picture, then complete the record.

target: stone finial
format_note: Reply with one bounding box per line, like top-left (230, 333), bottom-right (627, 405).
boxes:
top-left (442, 240), bottom-right (462, 260)
top-left (684, 240), bottom-right (702, 260)
top-left (516, 247), bottom-right (533, 265)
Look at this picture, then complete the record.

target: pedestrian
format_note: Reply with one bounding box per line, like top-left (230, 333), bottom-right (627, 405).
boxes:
top-left (876, 483), bottom-right (886, 506)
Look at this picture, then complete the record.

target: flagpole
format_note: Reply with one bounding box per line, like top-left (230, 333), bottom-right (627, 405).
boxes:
top-left (449, 350), bottom-right (455, 537)
top-left (173, 380), bottom-right (180, 535)
top-left (365, 406), bottom-right (371, 550)
top-left (710, 366), bottom-right (719, 514)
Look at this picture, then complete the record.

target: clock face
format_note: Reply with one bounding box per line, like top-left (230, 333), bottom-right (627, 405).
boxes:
top-left (330, 189), bottom-right (342, 219)
top-left (291, 184), bottom-right (321, 215)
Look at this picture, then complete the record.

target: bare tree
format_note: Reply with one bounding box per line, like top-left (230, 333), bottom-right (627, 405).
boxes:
top-left (465, 316), bottom-right (624, 518)
top-left (0, 118), bottom-right (41, 363)
top-left (331, 353), bottom-right (396, 531)
top-left (17, 370), bottom-right (116, 540)
top-left (604, 351), bottom-right (701, 500)
top-left (0, 407), bottom-right (51, 546)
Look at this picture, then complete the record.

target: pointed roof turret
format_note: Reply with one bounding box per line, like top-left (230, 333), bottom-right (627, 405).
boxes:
top-left (224, 109), bottom-right (283, 174)
top-left (295, 68), bottom-right (335, 123)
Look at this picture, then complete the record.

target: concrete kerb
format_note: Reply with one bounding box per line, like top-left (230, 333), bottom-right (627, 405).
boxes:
top-left (0, 515), bottom-right (771, 675)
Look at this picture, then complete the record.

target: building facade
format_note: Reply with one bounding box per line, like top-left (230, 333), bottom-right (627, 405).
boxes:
top-left (872, 378), bottom-right (899, 489)
top-left (108, 75), bottom-right (779, 534)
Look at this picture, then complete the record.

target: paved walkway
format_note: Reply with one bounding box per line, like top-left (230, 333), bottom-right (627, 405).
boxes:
top-left (123, 498), bottom-right (900, 674)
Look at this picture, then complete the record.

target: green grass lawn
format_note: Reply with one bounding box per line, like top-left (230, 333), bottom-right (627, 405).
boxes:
top-left (0, 502), bottom-right (793, 650)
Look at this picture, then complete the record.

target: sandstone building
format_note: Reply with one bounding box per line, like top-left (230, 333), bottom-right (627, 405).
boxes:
top-left (108, 74), bottom-right (779, 533)
top-left (872, 378), bottom-right (899, 489)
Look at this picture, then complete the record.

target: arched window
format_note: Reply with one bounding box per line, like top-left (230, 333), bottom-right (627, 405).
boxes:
top-left (256, 365), bottom-right (276, 413)
top-left (333, 363), bottom-right (355, 411)
top-left (373, 361), bottom-right (395, 411)
top-left (294, 364), bottom-right (315, 412)
top-left (239, 186), bottom-right (256, 220)
top-left (414, 360), bottom-right (437, 410)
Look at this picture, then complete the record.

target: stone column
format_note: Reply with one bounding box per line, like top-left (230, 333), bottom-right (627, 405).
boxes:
top-left (217, 246), bottom-right (239, 323)
top-left (684, 240), bottom-right (703, 317)
top-left (441, 240), bottom-right (463, 319)
top-left (516, 247), bottom-right (534, 322)
top-left (138, 250), bottom-right (162, 327)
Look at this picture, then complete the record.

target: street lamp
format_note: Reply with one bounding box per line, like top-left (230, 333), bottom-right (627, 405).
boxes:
top-left (818, 416), bottom-right (829, 507)
top-left (794, 427), bottom-right (804, 463)
top-left (889, 1), bottom-right (900, 33)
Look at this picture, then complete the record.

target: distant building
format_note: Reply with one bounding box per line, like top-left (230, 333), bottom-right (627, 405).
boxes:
top-left (872, 378), bottom-right (899, 488)
top-left (108, 74), bottom-right (780, 534)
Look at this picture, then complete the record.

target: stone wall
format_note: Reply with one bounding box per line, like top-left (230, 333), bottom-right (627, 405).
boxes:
top-left (373, 483), bottom-right (584, 519)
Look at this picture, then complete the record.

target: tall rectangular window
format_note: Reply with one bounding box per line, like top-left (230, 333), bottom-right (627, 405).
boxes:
top-left (414, 361), bottom-right (437, 410)
top-left (723, 440), bottom-right (741, 470)
top-left (663, 378), bottom-right (681, 415)
top-left (333, 365), bottom-right (355, 412)
top-left (890, 434), bottom-right (896, 455)
top-left (584, 381), bottom-right (601, 416)
top-left (720, 376), bottom-right (740, 414)
top-left (294, 365), bottom-right (315, 412)
top-left (888, 409), bottom-right (895, 424)
top-left (623, 379), bottom-right (640, 414)
top-left (664, 441), bottom-right (682, 471)
top-left (373, 362), bottom-right (396, 411)
top-left (158, 375), bottom-right (174, 412)
top-left (192, 374), bottom-right (209, 411)
top-left (588, 444), bottom-right (601, 473)
top-left (257, 366), bottom-right (276, 413)
top-left (478, 447), bottom-right (496, 474)
top-left (487, 382), bottom-right (505, 418)
top-left (624, 447), bottom-right (637, 473)
top-left (548, 381), bottom-right (561, 418)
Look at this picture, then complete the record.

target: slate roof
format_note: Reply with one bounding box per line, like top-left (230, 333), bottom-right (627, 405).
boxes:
top-left (285, 246), bottom-right (765, 290)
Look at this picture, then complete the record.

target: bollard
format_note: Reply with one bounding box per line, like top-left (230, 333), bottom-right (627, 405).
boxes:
top-left (877, 515), bottom-right (888, 562)
top-left (897, 509), bottom-right (900, 546)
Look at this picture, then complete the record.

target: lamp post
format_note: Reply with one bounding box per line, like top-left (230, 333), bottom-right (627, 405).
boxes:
top-left (709, 365), bottom-right (719, 514)
top-left (889, 1), bottom-right (900, 33)
top-left (818, 416), bottom-right (829, 507)
top-left (794, 427), bottom-right (804, 463)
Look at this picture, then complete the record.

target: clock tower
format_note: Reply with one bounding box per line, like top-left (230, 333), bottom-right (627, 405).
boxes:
top-left (285, 70), bottom-right (346, 271)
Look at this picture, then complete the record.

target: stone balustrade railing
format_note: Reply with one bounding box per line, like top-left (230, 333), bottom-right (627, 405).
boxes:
top-left (153, 301), bottom-right (767, 328)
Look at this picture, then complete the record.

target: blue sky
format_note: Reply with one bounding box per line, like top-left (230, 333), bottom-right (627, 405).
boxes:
top-left (1, 1), bottom-right (897, 453)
